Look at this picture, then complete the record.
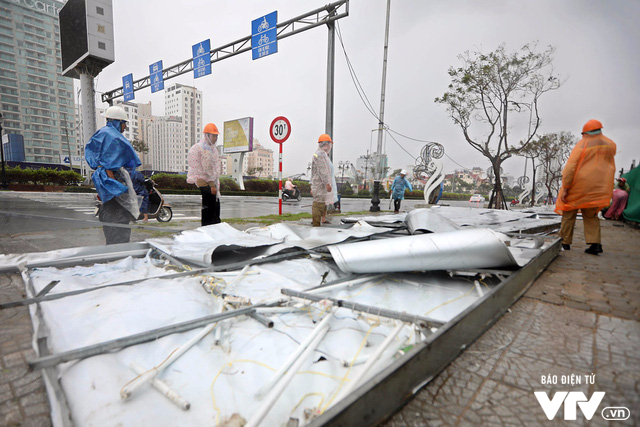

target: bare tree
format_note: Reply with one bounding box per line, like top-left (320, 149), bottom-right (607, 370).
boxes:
top-left (521, 131), bottom-right (576, 204)
top-left (435, 42), bottom-right (562, 209)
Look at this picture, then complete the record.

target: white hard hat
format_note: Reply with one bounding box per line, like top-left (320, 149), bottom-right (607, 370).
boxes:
top-left (104, 106), bottom-right (128, 121)
top-left (400, 169), bottom-right (407, 175)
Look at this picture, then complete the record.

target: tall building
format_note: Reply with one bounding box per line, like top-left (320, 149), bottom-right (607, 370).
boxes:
top-left (150, 116), bottom-right (183, 172)
top-left (0, 0), bottom-right (76, 164)
top-left (245, 140), bottom-right (274, 178)
top-left (164, 83), bottom-right (202, 171)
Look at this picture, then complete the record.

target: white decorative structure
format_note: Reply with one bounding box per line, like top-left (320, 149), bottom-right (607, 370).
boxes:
top-left (413, 143), bottom-right (445, 204)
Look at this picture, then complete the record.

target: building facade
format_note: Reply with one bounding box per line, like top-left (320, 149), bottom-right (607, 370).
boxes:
top-left (0, 0), bottom-right (76, 164)
top-left (149, 116), bottom-right (183, 172)
top-left (164, 83), bottom-right (202, 172)
top-left (245, 140), bottom-right (274, 178)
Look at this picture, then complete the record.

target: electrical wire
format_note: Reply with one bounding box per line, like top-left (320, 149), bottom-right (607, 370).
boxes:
top-left (335, 21), bottom-right (474, 171)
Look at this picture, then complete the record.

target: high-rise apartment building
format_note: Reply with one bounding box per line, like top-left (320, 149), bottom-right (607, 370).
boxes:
top-left (164, 83), bottom-right (202, 171)
top-left (150, 116), bottom-right (183, 172)
top-left (0, 0), bottom-right (76, 164)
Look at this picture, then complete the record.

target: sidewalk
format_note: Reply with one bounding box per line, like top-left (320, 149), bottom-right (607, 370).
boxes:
top-left (1, 219), bottom-right (638, 426)
top-left (386, 219), bottom-right (639, 426)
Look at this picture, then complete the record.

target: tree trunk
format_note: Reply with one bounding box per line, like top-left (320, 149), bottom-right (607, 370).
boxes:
top-left (489, 161), bottom-right (507, 210)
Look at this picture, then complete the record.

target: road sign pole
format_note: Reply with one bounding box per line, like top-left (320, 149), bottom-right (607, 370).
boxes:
top-left (279, 143), bottom-right (283, 215)
top-left (269, 116), bottom-right (292, 216)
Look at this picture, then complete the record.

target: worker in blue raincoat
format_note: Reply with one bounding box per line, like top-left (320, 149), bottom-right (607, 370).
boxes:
top-left (391, 169), bottom-right (413, 213)
top-left (85, 106), bottom-right (141, 244)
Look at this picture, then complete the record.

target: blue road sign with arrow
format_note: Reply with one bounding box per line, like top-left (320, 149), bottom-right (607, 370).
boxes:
top-left (252, 11), bottom-right (278, 60)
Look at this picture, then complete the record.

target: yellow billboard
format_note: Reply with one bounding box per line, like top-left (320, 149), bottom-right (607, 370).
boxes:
top-left (223, 117), bottom-right (254, 154)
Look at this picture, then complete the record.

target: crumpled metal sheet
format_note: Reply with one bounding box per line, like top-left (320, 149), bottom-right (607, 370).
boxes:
top-left (406, 208), bottom-right (461, 234)
top-left (148, 221), bottom-right (394, 266)
top-left (328, 228), bottom-right (520, 274)
top-left (245, 220), bottom-right (393, 252)
top-left (147, 222), bottom-right (282, 267)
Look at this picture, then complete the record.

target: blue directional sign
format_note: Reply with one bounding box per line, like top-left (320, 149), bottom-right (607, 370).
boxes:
top-left (122, 73), bottom-right (134, 101)
top-left (192, 39), bottom-right (211, 79)
top-left (251, 11), bottom-right (278, 60)
top-left (149, 60), bottom-right (164, 93)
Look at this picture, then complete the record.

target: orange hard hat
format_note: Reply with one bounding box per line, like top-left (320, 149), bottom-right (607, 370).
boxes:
top-left (203, 123), bottom-right (219, 135)
top-left (318, 133), bottom-right (332, 143)
top-left (582, 119), bottom-right (603, 134)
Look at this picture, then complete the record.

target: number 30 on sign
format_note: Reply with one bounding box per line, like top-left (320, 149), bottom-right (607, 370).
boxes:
top-left (270, 116), bottom-right (291, 144)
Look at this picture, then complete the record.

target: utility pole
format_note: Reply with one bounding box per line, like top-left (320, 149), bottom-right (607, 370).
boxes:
top-left (370, 0), bottom-right (391, 212)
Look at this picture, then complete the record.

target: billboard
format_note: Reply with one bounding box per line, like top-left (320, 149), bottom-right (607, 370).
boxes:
top-left (60, 0), bottom-right (115, 78)
top-left (223, 117), bottom-right (254, 154)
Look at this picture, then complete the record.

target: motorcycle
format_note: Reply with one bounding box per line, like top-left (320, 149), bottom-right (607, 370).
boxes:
top-left (94, 178), bottom-right (173, 222)
top-left (144, 178), bottom-right (173, 222)
top-left (282, 185), bottom-right (302, 202)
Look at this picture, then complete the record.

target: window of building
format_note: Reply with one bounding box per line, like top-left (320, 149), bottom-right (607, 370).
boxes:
top-left (96, 6), bottom-right (104, 15)
top-left (98, 41), bottom-right (106, 50)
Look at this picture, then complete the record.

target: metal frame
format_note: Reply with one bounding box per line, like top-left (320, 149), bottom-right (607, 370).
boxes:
top-left (308, 237), bottom-right (561, 426)
top-left (100, 0), bottom-right (349, 104)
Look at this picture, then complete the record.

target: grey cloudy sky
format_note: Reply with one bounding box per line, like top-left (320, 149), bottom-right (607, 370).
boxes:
top-left (94, 0), bottom-right (640, 180)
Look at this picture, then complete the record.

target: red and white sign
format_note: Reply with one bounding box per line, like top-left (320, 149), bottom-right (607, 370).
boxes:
top-left (269, 116), bottom-right (291, 144)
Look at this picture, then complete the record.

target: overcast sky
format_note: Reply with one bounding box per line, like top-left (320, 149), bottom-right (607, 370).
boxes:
top-left (93, 0), bottom-right (640, 180)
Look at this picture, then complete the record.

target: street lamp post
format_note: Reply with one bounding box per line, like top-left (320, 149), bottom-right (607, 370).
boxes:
top-left (307, 162), bottom-right (311, 181)
top-left (0, 113), bottom-right (8, 190)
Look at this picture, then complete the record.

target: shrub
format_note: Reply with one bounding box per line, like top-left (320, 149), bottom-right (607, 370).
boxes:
top-left (151, 173), bottom-right (191, 190)
top-left (4, 167), bottom-right (83, 185)
top-left (220, 177), bottom-right (240, 192)
top-left (339, 183), bottom-right (354, 195)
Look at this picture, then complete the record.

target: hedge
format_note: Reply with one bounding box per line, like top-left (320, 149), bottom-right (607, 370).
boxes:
top-left (5, 167), bottom-right (84, 186)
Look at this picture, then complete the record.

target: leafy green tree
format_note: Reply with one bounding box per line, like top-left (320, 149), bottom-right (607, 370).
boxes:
top-left (131, 139), bottom-right (148, 154)
top-left (435, 42), bottom-right (562, 209)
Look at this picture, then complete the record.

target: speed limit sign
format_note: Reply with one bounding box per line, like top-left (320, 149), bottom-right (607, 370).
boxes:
top-left (269, 116), bottom-right (291, 144)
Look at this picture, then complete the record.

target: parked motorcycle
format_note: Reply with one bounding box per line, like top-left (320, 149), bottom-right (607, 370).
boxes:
top-left (94, 178), bottom-right (173, 222)
top-left (282, 185), bottom-right (302, 202)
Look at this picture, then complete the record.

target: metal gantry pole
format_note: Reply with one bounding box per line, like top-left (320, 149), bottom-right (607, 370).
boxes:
top-left (326, 7), bottom-right (336, 161)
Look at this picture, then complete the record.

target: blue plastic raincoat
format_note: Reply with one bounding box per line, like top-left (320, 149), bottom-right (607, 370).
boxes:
top-left (85, 120), bottom-right (141, 203)
top-left (391, 174), bottom-right (413, 200)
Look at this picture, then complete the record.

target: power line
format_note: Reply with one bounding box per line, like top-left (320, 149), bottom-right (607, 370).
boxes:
top-left (335, 22), bottom-right (473, 171)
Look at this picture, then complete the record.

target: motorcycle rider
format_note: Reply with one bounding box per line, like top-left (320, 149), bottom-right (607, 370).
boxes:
top-left (85, 106), bottom-right (141, 244)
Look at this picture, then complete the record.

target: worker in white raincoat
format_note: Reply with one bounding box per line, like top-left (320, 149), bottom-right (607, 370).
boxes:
top-left (311, 134), bottom-right (334, 226)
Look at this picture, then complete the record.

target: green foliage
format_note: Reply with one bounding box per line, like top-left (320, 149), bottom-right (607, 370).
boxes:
top-left (150, 173), bottom-right (191, 190)
top-left (358, 188), bottom-right (370, 197)
top-left (339, 183), bottom-right (354, 196)
top-left (5, 167), bottom-right (83, 186)
top-left (220, 177), bottom-right (240, 192)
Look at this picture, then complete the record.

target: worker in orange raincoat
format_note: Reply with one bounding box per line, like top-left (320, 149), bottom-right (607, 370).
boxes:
top-left (555, 119), bottom-right (616, 255)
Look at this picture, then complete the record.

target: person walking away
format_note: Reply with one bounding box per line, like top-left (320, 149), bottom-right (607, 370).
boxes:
top-left (85, 106), bottom-right (141, 244)
top-left (311, 134), bottom-right (333, 226)
top-left (555, 119), bottom-right (616, 254)
top-left (187, 123), bottom-right (222, 226)
top-left (604, 178), bottom-right (629, 221)
top-left (391, 170), bottom-right (413, 213)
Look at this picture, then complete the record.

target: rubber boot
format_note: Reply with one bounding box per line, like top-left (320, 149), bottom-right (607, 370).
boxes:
top-left (585, 243), bottom-right (602, 255)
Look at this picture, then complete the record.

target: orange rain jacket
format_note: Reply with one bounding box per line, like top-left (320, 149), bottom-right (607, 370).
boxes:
top-left (555, 133), bottom-right (616, 213)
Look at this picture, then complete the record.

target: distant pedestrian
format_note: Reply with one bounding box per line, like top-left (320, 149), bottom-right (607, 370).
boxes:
top-left (555, 119), bottom-right (616, 254)
top-left (311, 134), bottom-right (334, 226)
top-left (85, 106), bottom-right (141, 245)
top-left (187, 123), bottom-right (222, 226)
top-left (391, 169), bottom-right (413, 213)
top-left (604, 178), bottom-right (629, 221)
